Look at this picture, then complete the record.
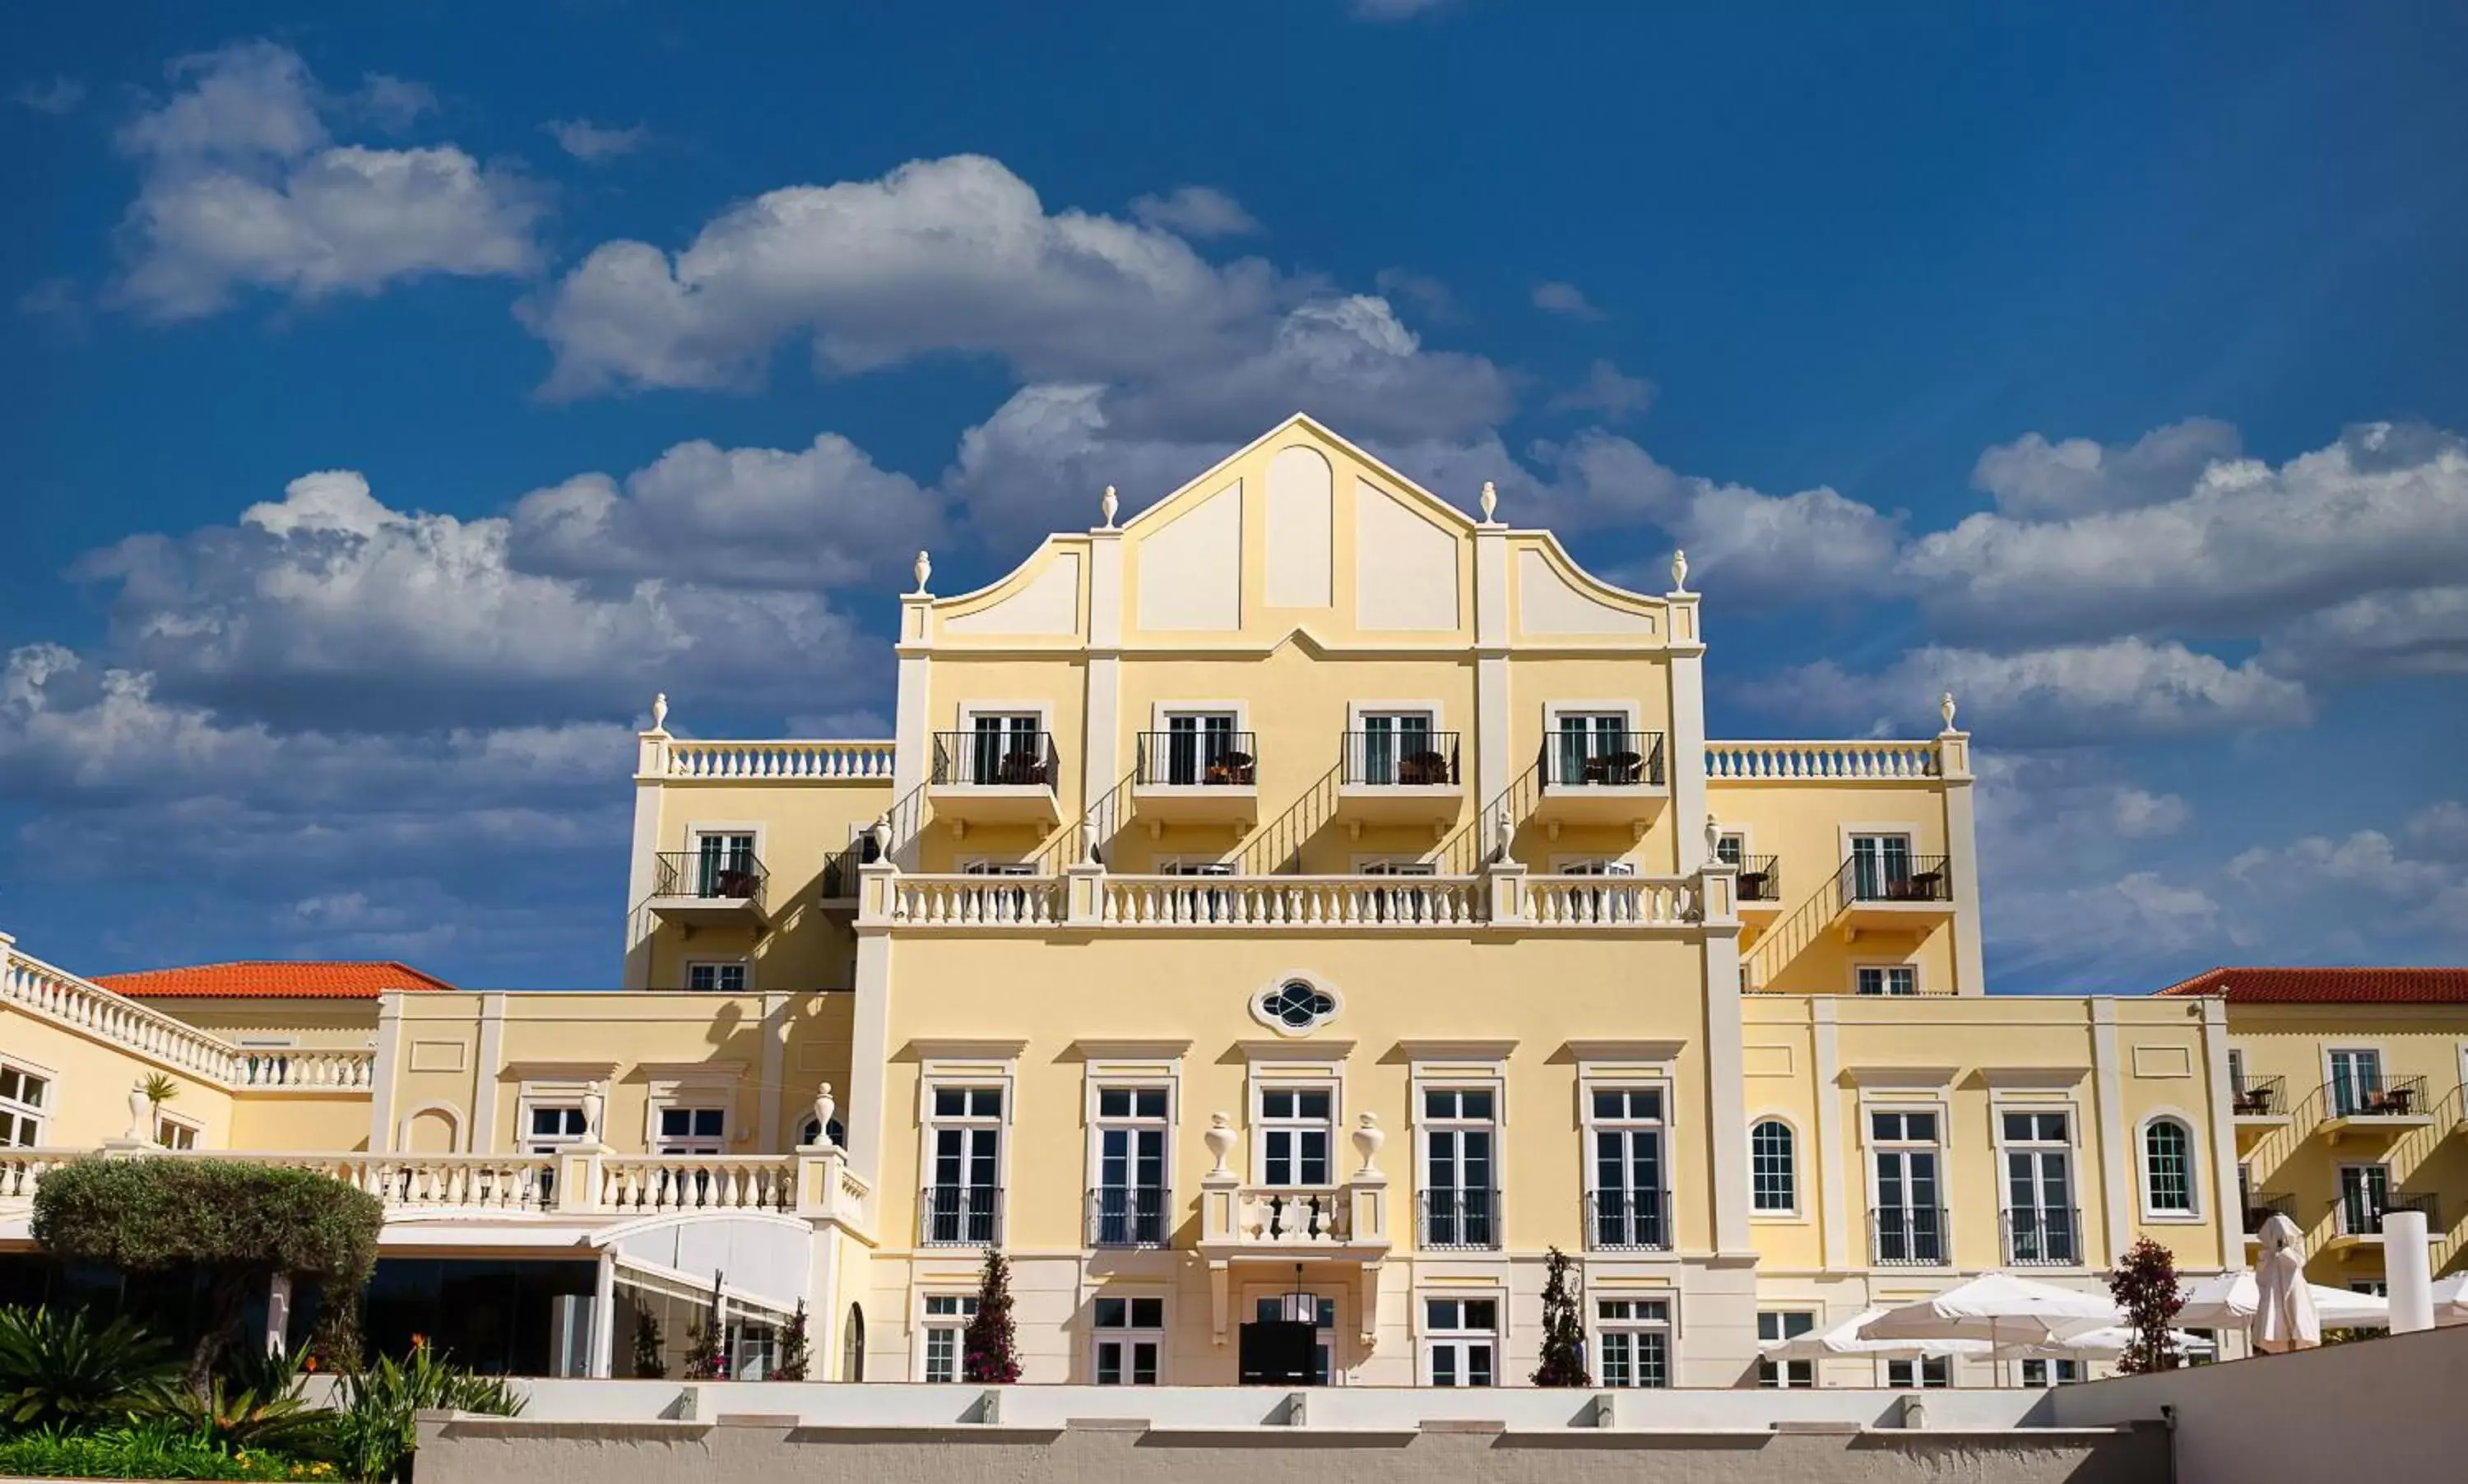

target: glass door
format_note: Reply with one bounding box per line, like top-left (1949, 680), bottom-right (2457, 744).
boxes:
top-left (1850, 833), bottom-right (1913, 901)
top-left (695, 832), bottom-right (756, 897)
top-left (2328, 1049), bottom-right (2382, 1117)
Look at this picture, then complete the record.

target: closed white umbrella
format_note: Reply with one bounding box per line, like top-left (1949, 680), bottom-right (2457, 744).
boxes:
top-left (2177, 1268), bottom-right (2388, 1331)
top-left (1860, 1272), bottom-right (2123, 1352)
top-left (2251, 1213), bottom-right (2321, 1352)
top-left (2429, 1273), bottom-right (2468, 1326)
top-left (1762, 1307), bottom-right (2000, 1362)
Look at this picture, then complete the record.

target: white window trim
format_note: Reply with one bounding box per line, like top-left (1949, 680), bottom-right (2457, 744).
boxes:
top-left (1417, 1288), bottom-right (1507, 1387)
top-left (1345, 700), bottom-right (1448, 733)
top-left (2134, 1107), bottom-right (2206, 1222)
top-left (683, 819), bottom-right (768, 862)
top-left (1881, 1355), bottom-right (1955, 1389)
top-left (956, 856), bottom-right (1037, 874)
top-left (919, 1058), bottom-right (1019, 1217)
top-left (683, 958), bottom-right (754, 993)
top-left (954, 700), bottom-right (1056, 734)
top-left (1083, 1065), bottom-right (1181, 1215)
top-left (643, 1064), bottom-right (745, 1151)
top-left (154, 1109), bottom-right (203, 1150)
top-left (1352, 853), bottom-right (1438, 874)
top-left (1549, 854), bottom-right (1638, 874)
top-left (2320, 1044), bottom-right (2384, 1106)
top-left (0, 1055), bottom-right (56, 1148)
top-left (1589, 1291), bottom-right (1677, 1389)
top-left (1544, 700), bottom-right (1643, 735)
top-left (1713, 825), bottom-right (1757, 864)
top-left (1577, 1059), bottom-right (1678, 1254)
top-left (1756, 1309), bottom-right (1818, 1388)
top-left (1992, 1097), bottom-right (2085, 1261)
top-left (1147, 700), bottom-right (1253, 734)
top-left (1746, 1111), bottom-right (1803, 1219)
top-left (1088, 1290), bottom-right (1171, 1385)
top-left (912, 1290), bottom-right (981, 1384)
top-left (1250, 971), bottom-right (1343, 1037)
top-left (516, 1079), bottom-right (601, 1153)
top-left (1249, 1074), bottom-right (1343, 1188)
top-left (1413, 1065), bottom-right (1508, 1237)
top-left (1838, 822), bottom-right (1927, 860)
top-left (1850, 960), bottom-right (1923, 996)
top-left (1861, 1094), bottom-right (1955, 1268)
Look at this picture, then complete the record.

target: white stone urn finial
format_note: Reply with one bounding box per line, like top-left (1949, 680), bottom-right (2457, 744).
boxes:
top-left (650, 692), bottom-right (668, 733)
top-left (581, 1080), bottom-right (607, 1142)
top-left (127, 1081), bottom-right (154, 1143)
top-left (1479, 480), bottom-right (1497, 522)
top-left (811, 1083), bottom-right (837, 1148)
top-left (1491, 805), bottom-right (1515, 865)
top-left (912, 549), bottom-right (933, 594)
top-left (1671, 548), bottom-right (1690, 592)
top-left (1204, 1112), bottom-right (1237, 1176)
top-left (1101, 485), bottom-right (1119, 528)
top-left (1940, 691), bottom-right (1958, 732)
top-left (1352, 1112), bottom-right (1385, 1176)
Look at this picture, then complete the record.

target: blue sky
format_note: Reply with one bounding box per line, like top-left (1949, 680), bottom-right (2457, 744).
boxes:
top-left (3, 1), bottom-right (2465, 990)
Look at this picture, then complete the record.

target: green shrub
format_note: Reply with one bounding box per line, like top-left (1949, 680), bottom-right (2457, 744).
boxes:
top-left (0, 1306), bottom-right (180, 1431)
top-left (0, 1421), bottom-right (339, 1480)
top-left (156, 1347), bottom-right (327, 1456)
top-left (331, 1345), bottom-right (522, 1484)
top-left (31, 1159), bottom-right (383, 1389)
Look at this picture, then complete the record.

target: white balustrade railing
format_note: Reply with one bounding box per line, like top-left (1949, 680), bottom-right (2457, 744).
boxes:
top-left (0, 1150), bottom-right (557, 1213)
top-left (1705, 740), bottom-right (1943, 781)
top-left (1101, 875), bottom-right (1482, 927)
top-left (665, 740), bottom-right (896, 781)
top-left (1234, 1187), bottom-right (1352, 1245)
top-left (237, 1050), bottom-right (376, 1089)
top-left (601, 1156), bottom-right (794, 1214)
top-left (0, 1148), bottom-right (75, 1200)
top-left (1524, 875), bottom-right (1694, 926)
top-left (888, 874), bottom-right (1065, 925)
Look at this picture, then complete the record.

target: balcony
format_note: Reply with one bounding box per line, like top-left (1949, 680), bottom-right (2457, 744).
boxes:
top-left (1833, 853), bottom-right (1955, 940)
top-left (1334, 730), bottom-right (1464, 829)
top-left (1131, 730), bottom-right (1259, 828)
top-left (1197, 1184), bottom-right (1392, 1259)
top-left (920, 1184), bottom-right (1004, 1247)
top-left (1087, 1185), bottom-right (1172, 1249)
top-left (928, 730), bottom-right (1062, 829)
top-left (1734, 855), bottom-right (1783, 939)
top-left (2242, 1194), bottom-right (2297, 1247)
top-left (2231, 1076), bottom-right (2290, 1144)
top-left (818, 845), bottom-right (863, 915)
top-left (1871, 1207), bottom-right (1950, 1266)
top-left (1533, 730), bottom-right (1669, 832)
top-left (2319, 1075), bottom-right (2433, 1143)
top-left (1417, 1189), bottom-right (1501, 1251)
top-left (2328, 1191), bottom-right (2440, 1250)
top-left (2002, 1208), bottom-right (2082, 1267)
top-left (643, 850), bottom-right (770, 929)
top-left (1584, 1190), bottom-right (1672, 1252)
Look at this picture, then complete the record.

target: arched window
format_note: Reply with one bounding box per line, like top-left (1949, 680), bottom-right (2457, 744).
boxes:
top-left (2142, 1117), bottom-right (2196, 1214)
top-left (842, 1303), bottom-right (865, 1382)
top-left (1750, 1119), bottom-right (1797, 1213)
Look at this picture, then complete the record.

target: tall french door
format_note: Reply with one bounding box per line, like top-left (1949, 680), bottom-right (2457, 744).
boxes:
top-left (1850, 833), bottom-right (1913, 901)
top-left (2327, 1049), bottom-right (2382, 1117)
top-left (1358, 712), bottom-right (1431, 785)
top-left (1166, 713), bottom-right (1237, 784)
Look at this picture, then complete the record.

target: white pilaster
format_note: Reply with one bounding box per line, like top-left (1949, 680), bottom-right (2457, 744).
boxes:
top-left (591, 1251), bottom-right (616, 1378)
top-left (621, 720), bottom-right (670, 990)
top-left (2090, 999), bottom-right (2130, 1263)
top-left (1667, 638), bottom-right (1709, 874)
top-left (369, 990), bottom-right (403, 1152)
top-left (472, 993), bottom-right (506, 1152)
top-left (2197, 997), bottom-right (2243, 1264)
top-left (1700, 899), bottom-right (1754, 1257)
top-left (1812, 997), bottom-right (1849, 1269)
top-left (846, 868), bottom-right (897, 1190)
top-left (758, 991), bottom-right (790, 1153)
top-left (890, 584), bottom-right (935, 869)
top-left (1938, 727), bottom-right (1987, 994)
top-left (1083, 524), bottom-right (1125, 824)
top-left (1471, 517), bottom-right (1511, 846)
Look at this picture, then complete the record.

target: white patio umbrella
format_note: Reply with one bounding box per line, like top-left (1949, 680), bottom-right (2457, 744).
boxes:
top-left (2251, 1212), bottom-right (2321, 1353)
top-left (2000, 1325), bottom-right (2216, 1360)
top-left (2429, 1273), bottom-right (2468, 1326)
top-left (1761, 1307), bottom-right (2000, 1362)
top-left (1859, 1272), bottom-right (2123, 1352)
top-left (2177, 1268), bottom-right (2389, 1331)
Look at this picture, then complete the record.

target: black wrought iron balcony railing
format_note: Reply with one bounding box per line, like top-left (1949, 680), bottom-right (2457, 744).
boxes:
top-left (1341, 730), bottom-right (1461, 786)
top-left (1087, 1186), bottom-right (1171, 1249)
top-left (1417, 1189), bottom-right (1501, 1250)
top-left (2231, 1075), bottom-right (2287, 1117)
top-left (2002, 1207), bottom-right (2081, 1266)
top-left (652, 849), bottom-right (768, 902)
top-left (931, 730), bottom-right (1059, 788)
top-left (1134, 730), bottom-right (1258, 786)
top-left (1584, 1190), bottom-right (1672, 1251)
top-left (1733, 854), bottom-right (1782, 902)
top-left (2336, 1190), bottom-right (2438, 1238)
top-left (2243, 1194), bottom-right (2297, 1235)
top-left (920, 1185), bottom-right (1004, 1247)
top-left (1871, 1207), bottom-right (1951, 1265)
top-left (1539, 730), bottom-right (1668, 787)
top-left (2323, 1074), bottom-right (2430, 1120)
top-left (1835, 853), bottom-right (1953, 907)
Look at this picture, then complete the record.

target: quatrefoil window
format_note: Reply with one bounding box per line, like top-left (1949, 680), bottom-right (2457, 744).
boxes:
top-left (1260, 980), bottom-right (1337, 1032)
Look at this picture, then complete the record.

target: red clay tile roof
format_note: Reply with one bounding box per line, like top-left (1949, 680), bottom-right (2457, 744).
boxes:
top-left (2153, 967), bottom-right (2468, 1004)
top-left (95, 961), bottom-right (456, 999)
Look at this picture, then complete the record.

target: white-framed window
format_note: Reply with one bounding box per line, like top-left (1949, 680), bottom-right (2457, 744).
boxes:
top-left (1252, 978), bottom-right (1341, 1036)
top-left (1253, 1292), bottom-right (1338, 1384)
top-left (2020, 1358), bottom-right (2078, 1386)
top-left (1586, 1086), bottom-right (1669, 1250)
top-left (2336, 1162), bottom-right (2392, 1236)
top-left (1750, 1119), bottom-right (1798, 1214)
top-left (926, 1085), bottom-right (1005, 1245)
top-left (1757, 1311), bottom-right (1815, 1388)
top-left (1257, 1085), bottom-right (1335, 1186)
top-left (1855, 964), bottom-right (1919, 996)
top-left (1092, 1296), bottom-right (1164, 1384)
top-left (0, 1063), bottom-right (52, 1148)
top-left (1594, 1297), bottom-right (1671, 1389)
top-left (684, 961), bottom-right (748, 993)
top-left (1091, 1086), bottom-right (1170, 1248)
top-left (689, 829), bottom-right (759, 898)
top-left (2325, 1047), bottom-right (2384, 1117)
top-left (1886, 1356), bottom-right (1952, 1389)
top-left (2141, 1115), bottom-right (2199, 1217)
top-left (1352, 708), bottom-right (1439, 786)
top-left (921, 1293), bottom-right (977, 1383)
top-left (956, 711), bottom-right (1046, 786)
top-left (1420, 1087), bottom-right (1498, 1249)
top-left (155, 1114), bottom-right (199, 1150)
top-left (1155, 708), bottom-right (1246, 786)
top-left (526, 1104), bottom-right (589, 1154)
top-left (2001, 1109), bottom-right (2079, 1263)
top-left (1422, 1296), bottom-right (1499, 1387)
top-left (1547, 707), bottom-right (1645, 786)
top-left (1847, 832), bottom-right (1917, 900)
top-left (1553, 856), bottom-right (1637, 877)
top-left (1870, 1109), bottom-right (1946, 1264)
top-left (655, 1105), bottom-right (726, 1154)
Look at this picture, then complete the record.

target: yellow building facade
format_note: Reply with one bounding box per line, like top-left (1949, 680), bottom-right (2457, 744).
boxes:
top-left (2, 415), bottom-right (2461, 1387)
